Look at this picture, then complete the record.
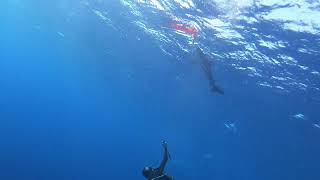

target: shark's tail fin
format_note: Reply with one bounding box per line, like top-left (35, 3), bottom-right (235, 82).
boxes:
top-left (210, 82), bottom-right (224, 95)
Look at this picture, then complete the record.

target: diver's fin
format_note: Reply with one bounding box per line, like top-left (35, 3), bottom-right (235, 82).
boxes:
top-left (152, 175), bottom-right (173, 180)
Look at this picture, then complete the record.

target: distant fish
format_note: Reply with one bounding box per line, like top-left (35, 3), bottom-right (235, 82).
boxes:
top-left (203, 153), bottom-right (214, 159)
top-left (312, 123), bottom-right (320, 129)
top-left (224, 122), bottom-right (237, 134)
top-left (57, 32), bottom-right (65, 38)
top-left (292, 113), bottom-right (306, 120)
top-left (33, 25), bottom-right (41, 30)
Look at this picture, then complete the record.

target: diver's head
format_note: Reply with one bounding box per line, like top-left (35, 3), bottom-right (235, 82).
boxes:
top-left (142, 167), bottom-right (152, 178)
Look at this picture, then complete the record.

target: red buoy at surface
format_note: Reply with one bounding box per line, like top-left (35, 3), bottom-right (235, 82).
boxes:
top-left (170, 23), bottom-right (198, 38)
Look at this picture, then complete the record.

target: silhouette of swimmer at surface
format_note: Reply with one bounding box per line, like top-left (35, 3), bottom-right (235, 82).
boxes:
top-left (142, 141), bottom-right (174, 180)
top-left (196, 46), bottom-right (224, 95)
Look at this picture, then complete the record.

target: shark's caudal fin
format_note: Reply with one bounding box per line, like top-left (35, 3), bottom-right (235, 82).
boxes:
top-left (210, 83), bottom-right (224, 95)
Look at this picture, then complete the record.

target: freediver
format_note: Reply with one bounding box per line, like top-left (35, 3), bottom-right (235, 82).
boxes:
top-left (142, 141), bottom-right (174, 180)
top-left (196, 46), bottom-right (224, 95)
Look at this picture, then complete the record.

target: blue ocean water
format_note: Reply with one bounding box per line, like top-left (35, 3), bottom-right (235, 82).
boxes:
top-left (0, 0), bottom-right (319, 179)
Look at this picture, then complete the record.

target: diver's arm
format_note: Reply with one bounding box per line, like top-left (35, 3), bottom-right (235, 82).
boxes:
top-left (158, 141), bottom-right (169, 174)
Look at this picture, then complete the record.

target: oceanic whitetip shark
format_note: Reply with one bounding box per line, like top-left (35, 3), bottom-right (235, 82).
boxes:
top-left (168, 21), bottom-right (224, 94)
top-left (196, 46), bottom-right (224, 95)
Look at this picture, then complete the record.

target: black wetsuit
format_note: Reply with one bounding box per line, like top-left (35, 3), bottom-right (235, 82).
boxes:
top-left (146, 146), bottom-right (173, 180)
top-left (197, 47), bottom-right (224, 95)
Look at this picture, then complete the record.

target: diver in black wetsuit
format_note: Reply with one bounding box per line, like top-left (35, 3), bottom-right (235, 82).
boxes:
top-left (142, 141), bottom-right (173, 180)
top-left (196, 46), bottom-right (224, 95)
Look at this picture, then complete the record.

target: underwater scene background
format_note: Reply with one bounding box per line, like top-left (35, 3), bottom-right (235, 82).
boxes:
top-left (0, 0), bottom-right (319, 179)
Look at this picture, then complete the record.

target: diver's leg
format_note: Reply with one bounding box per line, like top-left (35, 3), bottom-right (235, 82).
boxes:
top-left (151, 175), bottom-right (164, 180)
